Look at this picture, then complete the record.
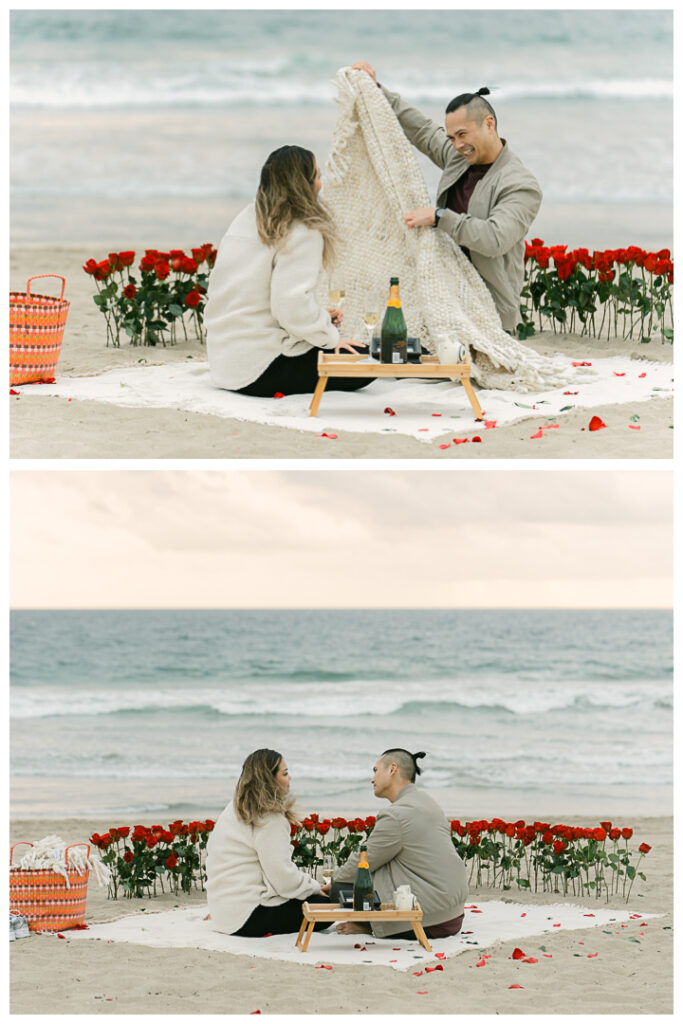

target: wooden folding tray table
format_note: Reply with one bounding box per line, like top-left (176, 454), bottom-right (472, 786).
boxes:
top-left (309, 352), bottom-right (483, 420)
top-left (295, 901), bottom-right (432, 953)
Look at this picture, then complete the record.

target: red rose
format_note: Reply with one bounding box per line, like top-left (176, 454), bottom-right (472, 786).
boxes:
top-left (316, 822), bottom-right (330, 835)
top-left (553, 840), bottom-right (566, 854)
top-left (140, 254), bottom-right (157, 272)
top-left (643, 254), bottom-right (659, 273)
top-left (161, 831), bottom-right (174, 844)
top-left (205, 820), bottom-right (215, 832)
top-left (600, 821), bottom-right (612, 832)
top-left (181, 257), bottom-right (198, 274)
top-left (593, 828), bottom-right (607, 842)
top-left (123, 284), bottom-right (137, 299)
top-left (505, 824), bottom-right (516, 837)
top-left (469, 835), bottom-right (481, 846)
top-left (94, 259), bottom-right (112, 281)
top-left (155, 262), bottom-right (171, 281)
top-left (83, 259), bottom-right (98, 275)
top-left (302, 819), bottom-right (314, 832)
top-left (123, 851), bottom-right (134, 863)
top-left (638, 843), bottom-right (651, 855)
top-left (542, 832), bottom-right (553, 845)
top-left (609, 828), bottom-right (621, 841)
top-left (184, 289), bottom-right (202, 308)
top-left (165, 853), bottom-right (178, 869)
top-left (365, 816), bottom-right (376, 828)
top-left (622, 828), bottom-right (633, 840)
top-left (146, 835), bottom-right (157, 848)
top-left (118, 250), bottom-right (136, 268)
top-left (331, 818), bottom-right (347, 830)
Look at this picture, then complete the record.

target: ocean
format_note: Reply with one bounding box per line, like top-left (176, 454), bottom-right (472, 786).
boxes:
top-left (10, 608), bottom-right (673, 823)
top-left (10, 8), bottom-right (673, 249)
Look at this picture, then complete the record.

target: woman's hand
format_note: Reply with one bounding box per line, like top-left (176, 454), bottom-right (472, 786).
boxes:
top-left (334, 339), bottom-right (364, 354)
top-left (353, 61), bottom-right (378, 83)
top-left (327, 306), bottom-right (344, 328)
top-left (319, 882), bottom-right (332, 896)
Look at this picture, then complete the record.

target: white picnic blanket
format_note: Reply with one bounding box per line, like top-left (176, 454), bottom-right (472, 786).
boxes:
top-left (15, 357), bottom-right (673, 442)
top-left (65, 900), bottom-right (657, 971)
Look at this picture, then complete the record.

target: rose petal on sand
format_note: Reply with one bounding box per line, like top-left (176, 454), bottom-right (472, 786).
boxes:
top-left (521, 913), bottom-right (527, 917)
top-left (587, 953), bottom-right (599, 958)
top-left (318, 432), bottom-right (338, 439)
top-left (470, 909), bottom-right (483, 913)
top-left (417, 991), bottom-right (429, 995)
top-left (530, 429), bottom-right (544, 439)
top-left (471, 436), bottom-right (482, 442)
top-left (614, 372), bottom-right (626, 376)
top-left (484, 420), bottom-right (497, 429)
top-left (475, 959), bottom-right (487, 967)
top-left (413, 971), bottom-right (423, 976)
top-left (383, 407), bottom-right (396, 416)
top-left (572, 361), bottom-right (592, 367)
top-left (434, 952), bottom-right (446, 959)
top-left (511, 948), bottom-right (527, 960)
top-left (584, 914), bottom-right (595, 917)
top-left (425, 965), bottom-right (444, 973)
top-left (543, 954), bottom-right (553, 958)
top-left (432, 413), bottom-right (442, 417)
top-left (250, 1011), bottom-right (261, 1014)
top-left (273, 392), bottom-right (284, 399)
top-left (57, 933), bottom-right (66, 939)
top-left (453, 437), bottom-right (469, 444)
top-left (630, 914), bottom-right (642, 919)
top-left (639, 373), bottom-right (647, 378)
top-left (10, 388), bottom-right (20, 395)
top-left (315, 964), bottom-right (333, 970)
top-left (589, 416), bottom-right (607, 431)
top-left (564, 390), bottom-right (579, 395)
top-left (523, 957), bottom-right (539, 964)
top-left (438, 443), bottom-right (450, 449)
top-left (418, 428), bottom-right (429, 432)
top-left (509, 984), bottom-right (524, 989)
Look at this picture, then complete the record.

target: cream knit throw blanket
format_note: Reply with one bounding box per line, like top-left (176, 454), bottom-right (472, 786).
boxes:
top-left (321, 68), bottom-right (573, 392)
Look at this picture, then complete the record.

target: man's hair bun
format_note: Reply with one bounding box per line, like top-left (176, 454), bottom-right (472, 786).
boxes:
top-left (476, 86), bottom-right (491, 97)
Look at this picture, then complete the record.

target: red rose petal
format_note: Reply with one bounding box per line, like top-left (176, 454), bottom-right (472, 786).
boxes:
top-left (628, 425), bottom-right (641, 431)
top-left (630, 914), bottom-right (642, 919)
top-left (511, 948), bottom-right (527, 960)
top-left (425, 965), bottom-right (444, 972)
top-left (475, 958), bottom-right (487, 967)
top-left (57, 933), bottom-right (66, 939)
top-left (434, 953), bottom-right (446, 959)
top-left (521, 913), bottom-right (527, 917)
top-left (413, 971), bottom-right (423, 976)
top-left (544, 423), bottom-right (559, 428)
top-left (564, 390), bottom-right (579, 395)
top-left (470, 909), bottom-right (483, 913)
top-left (614, 372), bottom-right (626, 376)
top-left (384, 407), bottom-right (396, 416)
top-left (509, 984), bottom-right (524, 989)
top-left (453, 437), bottom-right (469, 444)
top-left (588, 416), bottom-right (607, 431)
top-left (273, 392), bottom-right (284, 399)
top-left (10, 388), bottom-right (20, 395)
top-left (543, 954), bottom-right (553, 958)
top-left (418, 428), bottom-right (429, 432)
top-left (522, 957), bottom-right (538, 963)
top-left (438, 443), bottom-right (450, 449)
top-left (484, 420), bottom-right (497, 429)
top-left (638, 373), bottom-right (647, 378)
top-left (432, 413), bottom-right (442, 417)
top-left (553, 924), bottom-right (561, 928)
top-left (587, 953), bottom-right (599, 958)
top-left (471, 435), bottom-right (482, 442)
top-left (250, 1011), bottom-right (261, 1015)
top-left (318, 432), bottom-right (338, 439)
top-left (572, 361), bottom-right (592, 367)
top-left (315, 964), bottom-right (333, 970)
top-left (530, 429), bottom-right (544, 439)
top-left (417, 991), bottom-right (429, 995)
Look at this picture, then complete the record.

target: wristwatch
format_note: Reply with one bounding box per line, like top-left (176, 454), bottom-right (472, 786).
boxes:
top-left (433, 207), bottom-right (446, 227)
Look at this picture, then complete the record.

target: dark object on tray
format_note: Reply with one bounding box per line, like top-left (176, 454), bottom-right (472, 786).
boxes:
top-left (338, 886), bottom-right (381, 910)
top-left (370, 336), bottom-right (422, 364)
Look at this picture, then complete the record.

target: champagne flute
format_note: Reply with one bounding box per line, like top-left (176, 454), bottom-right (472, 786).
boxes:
top-left (328, 273), bottom-right (346, 309)
top-left (321, 853), bottom-right (336, 886)
top-left (362, 311), bottom-right (379, 357)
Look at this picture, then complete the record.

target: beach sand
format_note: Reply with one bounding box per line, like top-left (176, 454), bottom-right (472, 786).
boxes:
top-left (10, 246), bottom-right (674, 460)
top-left (9, 814), bottom-right (672, 1015)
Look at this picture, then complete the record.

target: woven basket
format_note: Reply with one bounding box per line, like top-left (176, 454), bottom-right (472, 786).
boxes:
top-left (9, 842), bottom-right (90, 932)
top-left (9, 274), bottom-right (70, 385)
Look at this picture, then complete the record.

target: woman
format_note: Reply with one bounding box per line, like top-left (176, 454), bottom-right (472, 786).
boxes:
top-left (205, 748), bottom-right (329, 936)
top-left (205, 145), bottom-right (372, 397)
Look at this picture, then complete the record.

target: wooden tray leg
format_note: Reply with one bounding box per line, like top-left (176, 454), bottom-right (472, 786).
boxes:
top-left (295, 916), bottom-right (307, 949)
top-left (411, 921), bottom-right (433, 953)
top-left (301, 919), bottom-right (316, 952)
top-left (461, 375), bottom-right (483, 420)
top-left (309, 377), bottom-right (328, 417)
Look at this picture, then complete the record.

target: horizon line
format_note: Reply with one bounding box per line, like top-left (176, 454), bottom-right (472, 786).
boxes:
top-left (9, 606), bottom-right (673, 613)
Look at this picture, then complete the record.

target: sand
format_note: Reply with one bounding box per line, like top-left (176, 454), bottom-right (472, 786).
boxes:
top-left (10, 246), bottom-right (674, 460)
top-left (9, 814), bottom-right (672, 1014)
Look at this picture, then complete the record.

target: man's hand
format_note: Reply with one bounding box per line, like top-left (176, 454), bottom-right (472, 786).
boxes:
top-left (319, 882), bottom-right (332, 896)
top-left (327, 306), bottom-right (343, 328)
top-left (405, 207), bottom-right (437, 229)
top-left (352, 61), bottom-right (377, 83)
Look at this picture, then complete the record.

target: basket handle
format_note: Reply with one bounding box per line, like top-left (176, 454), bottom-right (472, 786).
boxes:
top-left (65, 842), bottom-right (91, 866)
top-left (10, 841), bottom-right (33, 866)
top-left (25, 275), bottom-right (66, 301)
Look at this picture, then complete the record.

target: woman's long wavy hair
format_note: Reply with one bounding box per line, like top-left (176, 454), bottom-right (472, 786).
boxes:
top-left (255, 145), bottom-right (337, 270)
top-left (233, 748), bottom-right (298, 827)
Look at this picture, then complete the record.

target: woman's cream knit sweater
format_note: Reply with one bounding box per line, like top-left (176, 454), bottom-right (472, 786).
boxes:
top-left (205, 202), bottom-right (339, 391)
top-left (205, 802), bottom-right (321, 935)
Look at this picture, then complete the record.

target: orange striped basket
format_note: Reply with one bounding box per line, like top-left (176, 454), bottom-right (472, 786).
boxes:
top-left (9, 274), bottom-right (70, 385)
top-left (10, 842), bottom-right (90, 932)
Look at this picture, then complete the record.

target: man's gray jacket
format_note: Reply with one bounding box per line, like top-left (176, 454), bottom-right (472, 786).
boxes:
top-left (382, 86), bottom-right (542, 333)
top-left (333, 784), bottom-right (468, 937)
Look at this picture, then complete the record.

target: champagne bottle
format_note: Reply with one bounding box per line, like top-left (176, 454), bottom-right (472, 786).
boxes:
top-left (353, 844), bottom-right (374, 911)
top-left (380, 277), bottom-right (408, 364)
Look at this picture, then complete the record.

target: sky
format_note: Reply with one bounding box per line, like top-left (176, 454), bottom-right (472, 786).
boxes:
top-left (9, 469), bottom-right (672, 610)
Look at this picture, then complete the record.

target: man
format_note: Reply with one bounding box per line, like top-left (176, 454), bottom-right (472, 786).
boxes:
top-left (325, 748), bottom-right (468, 939)
top-left (352, 61), bottom-right (542, 334)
